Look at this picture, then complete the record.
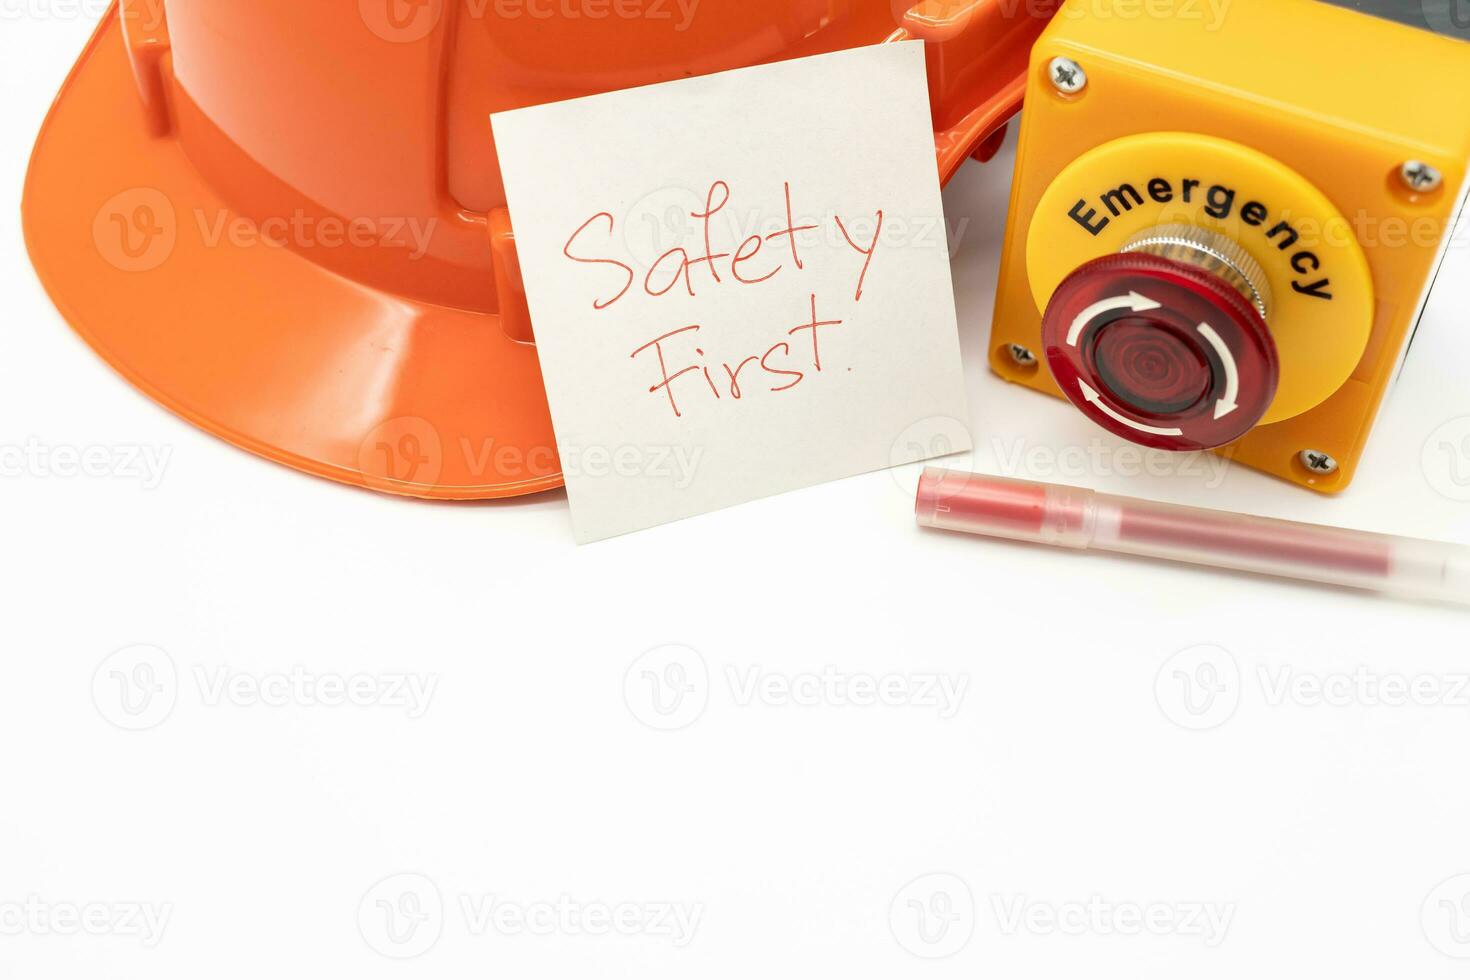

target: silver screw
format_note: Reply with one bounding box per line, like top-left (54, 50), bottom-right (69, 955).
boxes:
top-left (1048, 57), bottom-right (1087, 96)
top-left (1299, 449), bottom-right (1339, 475)
top-left (1008, 343), bottom-right (1038, 366)
top-left (1399, 161), bottom-right (1443, 193)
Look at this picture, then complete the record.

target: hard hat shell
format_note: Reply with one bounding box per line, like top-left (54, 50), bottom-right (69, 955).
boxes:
top-left (24, 0), bottom-right (1046, 498)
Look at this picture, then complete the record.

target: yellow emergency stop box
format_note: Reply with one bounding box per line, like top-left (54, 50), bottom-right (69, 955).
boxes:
top-left (989, 0), bottom-right (1470, 492)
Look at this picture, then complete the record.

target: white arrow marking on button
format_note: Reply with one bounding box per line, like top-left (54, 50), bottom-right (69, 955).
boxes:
top-left (1067, 291), bottom-right (1163, 347)
top-left (1078, 380), bottom-right (1185, 436)
top-left (1196, 322), bottom-right (1240, 419)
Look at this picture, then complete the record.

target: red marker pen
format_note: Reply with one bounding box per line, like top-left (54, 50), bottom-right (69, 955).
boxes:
top-left (916, 467), bottom-right (1470, 604)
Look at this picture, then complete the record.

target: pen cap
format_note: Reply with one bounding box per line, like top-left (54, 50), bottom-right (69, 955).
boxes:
top-left (915, 468), bottom-right (1097, 549)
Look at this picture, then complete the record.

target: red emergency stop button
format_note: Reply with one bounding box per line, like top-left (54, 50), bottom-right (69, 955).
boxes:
top-left (1041, 252), bottom-right (1279, 451)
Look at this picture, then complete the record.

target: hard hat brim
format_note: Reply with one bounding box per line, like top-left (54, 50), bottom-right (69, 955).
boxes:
top-left (23, 9), bottom-right (564, 500)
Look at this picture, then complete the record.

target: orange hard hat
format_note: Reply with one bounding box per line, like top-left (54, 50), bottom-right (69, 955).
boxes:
top-left (23, 0), bottom-right (1050, 498)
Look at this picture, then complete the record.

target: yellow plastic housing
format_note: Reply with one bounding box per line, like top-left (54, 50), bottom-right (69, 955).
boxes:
top-left (989, 0), bottom-right (1470, 492)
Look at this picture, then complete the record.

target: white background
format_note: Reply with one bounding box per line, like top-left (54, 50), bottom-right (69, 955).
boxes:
top-left (6, 7), bottom-right (1470, 979)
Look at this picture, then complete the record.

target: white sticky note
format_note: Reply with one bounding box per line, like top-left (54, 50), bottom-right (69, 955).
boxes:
top-left (493, 42), bottom-right (970, 542)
